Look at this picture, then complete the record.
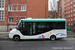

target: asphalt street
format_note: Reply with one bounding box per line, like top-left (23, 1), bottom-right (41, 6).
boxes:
top-left (0, 38), bottom-right (75, 50)
top-left (0, 31), bottom-right (75, 50)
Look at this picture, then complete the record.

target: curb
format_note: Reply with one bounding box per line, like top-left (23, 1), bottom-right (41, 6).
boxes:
top-left (0, 38), bottom-right (11, 40)
top-left (68, 35), bottom-right (75, 36)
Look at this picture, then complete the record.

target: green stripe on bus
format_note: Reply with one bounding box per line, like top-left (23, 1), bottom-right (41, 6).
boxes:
top-left (23, 20), bottom-right (66, 22)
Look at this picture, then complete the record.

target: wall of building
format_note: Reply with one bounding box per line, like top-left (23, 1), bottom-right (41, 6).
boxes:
top-left (0, 0), bottom-right (48, 32)
top-left (0, 25), bottom-right (7, 32)
top-left (27, 0), bottom-right (48, 18)
top-left (8, 25), bottom-right (16, 31)
top-left (58, 0), bottom-right (75, 27)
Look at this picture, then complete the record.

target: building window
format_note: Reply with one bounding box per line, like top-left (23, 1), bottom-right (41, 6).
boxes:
top-left (74, 18), bottom-right (75, 20)
top-left (69, 19), bottom-right (70, 21)
top-left (71, 1), bottom-right (73, 4)
top-left (74, 9), bottom-right (75, 11)
top-left (8, 5), bottom-right (14, 11)
top-left (16, 17), bottom-right (18, 22)
top-left (0, 0), bottom-right (4, 8)
top-left (71, 10), bottom-right (73, 12)
top-left (71, 23), bottom-right (73, 25)
top-left (0, 10), bottom-right (4, 20)
top-left (74, 4), bottom-right (75, 7)
top-left (21, 5), bottom-right (26, 11)
top-left (74, 13), bottom-right (75, 16)
top-left (9, 17), bottom-right (13, 23)
top-left (71, 14), bottom-right (73, 17)
top-left (71, 6), bottom-right (72, 8)
top-left (71, 19), bottom-right (73, 21)
top-left (69, 11), bottom-right (70, 13)
top-left (69, 15), bottom-right (70, 17)
top-left (21, 17), bottom-right (26, 19)
top-left (69, 23), bottom-right (70, 25)
top-left (16, 5), bottom-right (18, 11)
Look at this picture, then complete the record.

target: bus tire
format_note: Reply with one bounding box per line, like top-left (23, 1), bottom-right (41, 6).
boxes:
top-left (13, 35), bottom-right (20, 41)
top-left (50, 35), bottom-right (56, 41)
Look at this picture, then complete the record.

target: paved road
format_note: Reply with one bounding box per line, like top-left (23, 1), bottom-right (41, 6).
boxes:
top-left (0, 31), bottom-right (75, 50)
top-left (0, 38), bottom-right (75, 50)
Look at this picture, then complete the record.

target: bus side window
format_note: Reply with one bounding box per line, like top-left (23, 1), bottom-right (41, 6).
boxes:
top-left (37, 22), bottom-right (47, 33)
top-left (18, 23), bottom-right (22, 29)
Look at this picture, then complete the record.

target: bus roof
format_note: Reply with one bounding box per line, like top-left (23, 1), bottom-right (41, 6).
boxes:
top-left (20, 19), bottom-right (66, 22)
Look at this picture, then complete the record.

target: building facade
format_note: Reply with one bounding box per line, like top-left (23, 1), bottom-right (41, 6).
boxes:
top-left (58, 0), bottom-right (75, 27)
top-left (0, 0), bottom-right (48, 32)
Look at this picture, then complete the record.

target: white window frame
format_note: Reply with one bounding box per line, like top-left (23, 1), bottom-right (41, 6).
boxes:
top-left (21, 17), bottom-right (26, 19)
top-left (16, 17), bottom-right (18, 22)
top-left (71, 14), bottom-right (73, 17)
top-left (74, 18), bottom-right (75, 20)
top-left (0, 10), bottom-right (4, 21)
top-left (74, 13), bottom-right (75, 16)
top-left (71, 23), bottom-right (73, 25)
top-left (0, 0), bottom-right (4, 8)
top-left (71, 6), bottom-right (72, 8)
top-left (21, 5), bottom-right (26, 11)
top-left (69, 15), bottom-right (70, 17)
top-left (16, 5), bottom-right (18, 11)
top-left (69, 19), bottom-right (70, 21)
top-left (71, 19), bottom-right (73, 21)
top-left (8, 5), bottom-right (14, 11)
top-left (9, 17), bottom-right (13, 23)
top-left (74, 9), bottom-right (75, 11)
top-left (69, 23), bottom-right (70, 25)
top-left (71, 10), bottom-right (73, 13)
top-left (74, 4), bottom-right (75, 7)
top-left (0, 0), bottom-right (4, 21)
top-left (71, 1), bottom-right (73, 4)
top-left (74, 0), bottom-right (75, 2)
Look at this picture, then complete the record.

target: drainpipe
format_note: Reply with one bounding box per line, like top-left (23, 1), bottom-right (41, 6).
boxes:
top-left (7, 0), bottom-right (9, 31)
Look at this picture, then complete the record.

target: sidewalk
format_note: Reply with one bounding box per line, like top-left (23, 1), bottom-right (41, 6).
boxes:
top-left (0, 31), bottom-right (75, 40)
top-left (0, 32), bottom-right (9, 40)
top-left (67, 31), bottom-right (75, 36)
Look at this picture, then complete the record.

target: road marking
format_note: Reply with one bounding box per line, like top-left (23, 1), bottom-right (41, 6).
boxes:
top-left (70, 37), bottom-right (72, 38)
top-left (72, 38), bottom-right (75, 39)
top-left (68, 39), bottom-right (71, 40)
top-left (45, 41), bottom-right (50, 42)
top-left (12, 41), bottom-right (15, 43)
top-left (64, 38), bottom-right (67, 39)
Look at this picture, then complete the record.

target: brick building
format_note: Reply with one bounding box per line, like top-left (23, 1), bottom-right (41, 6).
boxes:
top-left (58, 0), bottom-right (75, 27)
top-left (0, 0), bottom-right (48, 32)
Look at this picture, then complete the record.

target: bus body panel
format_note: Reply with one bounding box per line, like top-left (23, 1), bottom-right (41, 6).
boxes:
top-left (9, 29), bottom-right (67, 39)
top-left (9, 19), bottom-right (67, 40)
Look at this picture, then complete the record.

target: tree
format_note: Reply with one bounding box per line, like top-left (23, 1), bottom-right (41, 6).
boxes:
top-left (49, 0), bottom-right (58, 18)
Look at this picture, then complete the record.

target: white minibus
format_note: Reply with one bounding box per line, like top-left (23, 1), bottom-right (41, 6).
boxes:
top-left (9, 19), bottom-right (67, 41)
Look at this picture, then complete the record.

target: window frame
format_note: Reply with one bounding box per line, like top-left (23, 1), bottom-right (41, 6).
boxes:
top-left (8, 5), bottom-right (14, 11)
top-left (21, 5), bottom-right (26, 11)
top-left (0, 0), bottom-right (4, 21)
top-left (0, 10), bottom-right (4, 21)
top-left (18, 21), bottom-right (66, 35)
top-left (16, 5), bottom-right (18, 11)
top-left (9, 17), bottom-right (13, 23)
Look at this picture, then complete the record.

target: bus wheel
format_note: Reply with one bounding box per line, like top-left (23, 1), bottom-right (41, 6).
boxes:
top-left (13, 36), bottom-right (20, 41)
top-left (50, 35), bottom-right (56, 41)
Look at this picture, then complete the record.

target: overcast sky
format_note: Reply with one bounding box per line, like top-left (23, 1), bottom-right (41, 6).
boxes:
top-left (48, 0), bottom-right (59, 11)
